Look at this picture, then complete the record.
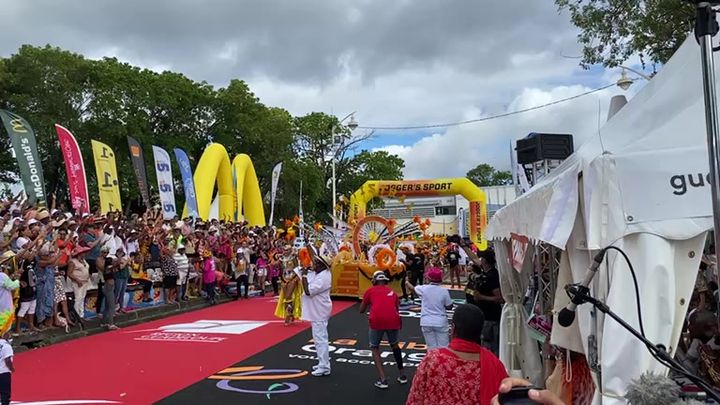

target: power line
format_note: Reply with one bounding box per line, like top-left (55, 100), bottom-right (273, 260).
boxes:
top-left (358, 82), bottom-right (617, 131)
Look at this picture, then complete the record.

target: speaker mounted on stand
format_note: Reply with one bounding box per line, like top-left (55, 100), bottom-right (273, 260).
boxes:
top-left (515, 133), bottom-right (573, 186)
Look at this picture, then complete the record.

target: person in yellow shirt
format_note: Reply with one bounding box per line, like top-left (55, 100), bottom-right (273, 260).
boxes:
top-left (129, 252), bottom-right (153, 303)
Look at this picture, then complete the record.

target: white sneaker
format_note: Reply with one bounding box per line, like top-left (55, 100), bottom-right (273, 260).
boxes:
top-left (311, 368), bottom-right (331, 377)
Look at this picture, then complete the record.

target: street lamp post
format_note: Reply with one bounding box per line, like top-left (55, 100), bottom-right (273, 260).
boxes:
top-left (616, 66), bottom-right (652, 90)
top-left (331, 112), bottom-right (358, 228)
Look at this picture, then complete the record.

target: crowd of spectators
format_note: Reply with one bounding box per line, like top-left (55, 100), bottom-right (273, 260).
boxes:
top-left (0, 192), bottom-right (296, 333)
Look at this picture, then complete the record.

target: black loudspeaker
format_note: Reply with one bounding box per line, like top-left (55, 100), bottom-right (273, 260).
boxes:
top-left (516, 133), bottom-right (574, 164)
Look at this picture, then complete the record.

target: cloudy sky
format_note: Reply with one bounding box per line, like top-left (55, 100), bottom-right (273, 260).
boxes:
top-left (2, 0), bottom-right (652, 180)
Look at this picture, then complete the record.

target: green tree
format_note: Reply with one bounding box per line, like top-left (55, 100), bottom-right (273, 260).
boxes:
top-left (466, 163), bottom-right (512, 187)
top-left (0, 45), bottom-right (94, 208)
top-left (0, 58), bottom-right (16, 183)
top-left (0, 46), bottom-right (216, 212)
top-left (212, 80), bottom-right (295, 194)
top-left (556, 0), bottom-right (694, 69)
top-left (0, 44), bottom-right (402, 225)
top-left (273, 158), bottom-right (325, 224)
top-left (292, 112), bottom-right (377, 221)
top-left (339, 150), bottom-right (405, 196)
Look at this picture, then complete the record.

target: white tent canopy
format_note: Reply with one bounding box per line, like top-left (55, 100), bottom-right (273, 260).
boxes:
top-left (487, 36), bottom-right (713, 404)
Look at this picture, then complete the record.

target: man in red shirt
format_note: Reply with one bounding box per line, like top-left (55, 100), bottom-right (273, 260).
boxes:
top-left (360, 271), bottom-right (408, 389)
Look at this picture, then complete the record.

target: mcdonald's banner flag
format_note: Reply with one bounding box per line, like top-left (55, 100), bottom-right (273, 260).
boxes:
top-left (55, 125), bottom-right (90, 215)
top-left (152, 145), bottom-right (177, 220)
top-left (173, 148), bottom-right (198, 219)
top-left (91, 140), bottom-right (122, 214)
top-left (0, 110), bottom-right (47, 206)
top-left (269, 161), bottom-right (282, 225)
top-left (127, 136), bottom-right (151, 209)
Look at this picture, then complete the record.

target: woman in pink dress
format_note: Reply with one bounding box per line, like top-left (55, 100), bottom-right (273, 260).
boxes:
top-left (201, 250), bottom-right (217, 305)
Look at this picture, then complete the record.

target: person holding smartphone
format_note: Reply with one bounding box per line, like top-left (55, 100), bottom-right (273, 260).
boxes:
top-left (491, 378), bottom-right (563, 405)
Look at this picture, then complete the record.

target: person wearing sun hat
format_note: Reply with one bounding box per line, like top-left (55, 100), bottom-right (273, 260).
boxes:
top-left (406, 267), bottom-right (454, 349)
top-left (299, 242), bottom-right (333, 377)
top-left (201, 249), bottom-right (217, 305)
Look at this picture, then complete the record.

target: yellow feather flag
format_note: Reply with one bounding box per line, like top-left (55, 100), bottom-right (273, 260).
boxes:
top-left (91, 140), bottom-right (122, 214)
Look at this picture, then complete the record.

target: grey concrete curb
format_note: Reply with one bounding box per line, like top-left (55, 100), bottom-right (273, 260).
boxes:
top-left (12, 295), bottom-right (234, 353)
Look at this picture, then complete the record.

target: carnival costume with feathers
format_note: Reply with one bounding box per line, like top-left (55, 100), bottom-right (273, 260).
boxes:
top-left (0, 252), bottom-right (20, 335)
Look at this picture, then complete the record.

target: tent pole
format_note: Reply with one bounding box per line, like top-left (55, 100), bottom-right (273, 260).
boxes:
top-left (694, 1), bottom-right (720, 326)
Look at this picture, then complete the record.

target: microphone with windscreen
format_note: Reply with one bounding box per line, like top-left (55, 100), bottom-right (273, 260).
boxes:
top-left (557, 250), bottom-right (606, 327)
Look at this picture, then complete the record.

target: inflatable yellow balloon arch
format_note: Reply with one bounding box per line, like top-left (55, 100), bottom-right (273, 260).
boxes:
top-left (188, 143), bottom-right (266, 226)
top-left (348, 178), bottom-right (488, 250)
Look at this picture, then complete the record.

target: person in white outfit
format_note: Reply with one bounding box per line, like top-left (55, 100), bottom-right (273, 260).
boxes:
top-left (405, 267), bottom-right (454, 349)
top-left (300, 245), bottom-right (333, 377)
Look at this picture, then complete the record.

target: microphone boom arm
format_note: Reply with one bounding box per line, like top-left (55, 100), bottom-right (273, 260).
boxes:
top-left (565, 285), bottom-right (720, 402)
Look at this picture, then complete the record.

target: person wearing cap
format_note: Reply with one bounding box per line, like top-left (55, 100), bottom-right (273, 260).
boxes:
top-left (464, 249), bottom-right (502, 355)
top-left (299, 245), bottom-right (333, 377)
top-left (67, 246), bottom-right (91, 319)
top-left (406, 267), bottom-right (454, 349)
top-left (359, 270), bottom-right (408, 389)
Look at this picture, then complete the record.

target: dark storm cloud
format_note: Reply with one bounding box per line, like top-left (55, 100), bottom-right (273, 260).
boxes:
top-left (2, 0), bottom-right (576, 86)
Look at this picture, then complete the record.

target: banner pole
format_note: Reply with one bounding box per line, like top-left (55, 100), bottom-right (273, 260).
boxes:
top-left (693, 1), bottom-right (720, 327)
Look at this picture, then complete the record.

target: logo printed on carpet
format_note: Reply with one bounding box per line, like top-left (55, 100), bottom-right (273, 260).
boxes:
top-left (210, 366), bottom-right (308, 399)
top-left (131, 320), bottom-right (269, 343)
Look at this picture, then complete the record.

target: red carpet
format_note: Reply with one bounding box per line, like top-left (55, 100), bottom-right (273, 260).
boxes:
top-left (12, 297), bottom-right (354, 404)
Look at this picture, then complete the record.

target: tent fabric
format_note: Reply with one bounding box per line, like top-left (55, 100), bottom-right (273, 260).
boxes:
top-left (487, 36), bottom-right (713, 247)
top-left (486, 36), bottom-right (714, 404)
top-left (496, 241), bottom-right (543, 385)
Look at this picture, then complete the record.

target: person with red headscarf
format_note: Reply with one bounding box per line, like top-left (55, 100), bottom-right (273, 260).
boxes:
top-left (406, 304), bottom-right (508, 405)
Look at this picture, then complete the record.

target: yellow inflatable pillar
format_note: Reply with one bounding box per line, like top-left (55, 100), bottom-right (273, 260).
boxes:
top-left (192, 143), bottom-right (234, 221)
top-left (232, 154), bottom-right (266, 226)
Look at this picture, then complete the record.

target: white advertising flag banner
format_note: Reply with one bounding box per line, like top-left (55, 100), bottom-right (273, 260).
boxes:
top-left (614, 147), bottom-right (711, 224)
top-left (152, 145), bottom-right (177, 220)
top-left (269, 162), bottom-right (282, 225)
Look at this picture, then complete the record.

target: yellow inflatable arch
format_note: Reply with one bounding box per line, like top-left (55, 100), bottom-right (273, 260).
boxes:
top-left (190, 143), bottom-right (266, 226)
top-left (348, 178), bottom-right (487, 250)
